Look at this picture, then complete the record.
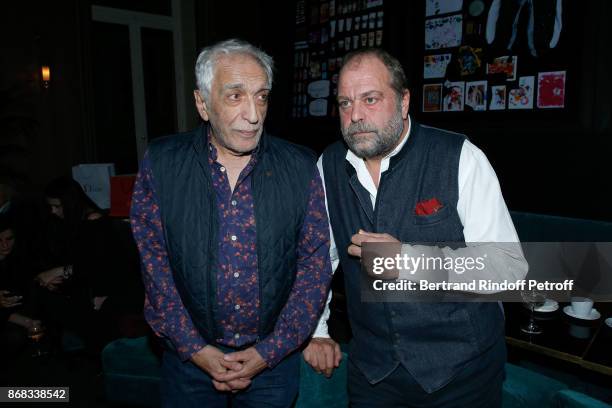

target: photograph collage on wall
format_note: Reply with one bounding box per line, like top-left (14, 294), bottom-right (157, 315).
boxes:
top-left (291, 0), bottom-right (385, 119)
top-left (421, 0), bottom-right (567, 114)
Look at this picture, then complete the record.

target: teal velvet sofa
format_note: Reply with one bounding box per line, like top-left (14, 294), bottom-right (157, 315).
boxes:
top-left (102, 336), bottom-right (161, 407)
top-left (294, 351), bottom-right (348, 408)
top-left (502, 363), bottom-right (567, 407)
top-left (553, 390), bottom-right (612, 408)
top-left (101, 337), bottom-right (611, 407)
top-left (510, 211), bottom-right (612, 242)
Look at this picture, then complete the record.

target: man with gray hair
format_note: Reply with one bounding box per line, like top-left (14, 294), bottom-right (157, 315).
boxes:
top-left (131, 39), bottom-right (332, 407)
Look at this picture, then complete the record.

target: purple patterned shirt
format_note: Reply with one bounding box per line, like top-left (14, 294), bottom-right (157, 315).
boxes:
top-left (130, 140), bottom-right (332, 367)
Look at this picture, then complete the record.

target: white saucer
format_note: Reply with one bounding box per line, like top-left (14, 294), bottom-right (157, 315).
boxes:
top-left (534, 299), bottom-right (559, 313)
top-left (563, 305), bottom-right (601, 320)
top-left (606, 317), bottom-right (612, 328)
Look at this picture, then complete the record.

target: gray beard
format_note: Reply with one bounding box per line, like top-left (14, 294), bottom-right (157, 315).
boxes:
top-left (342, 108), bottom-right (404, 159)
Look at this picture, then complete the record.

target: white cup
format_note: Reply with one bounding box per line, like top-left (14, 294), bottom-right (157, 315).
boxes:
top-left (570, 297), bottom-right (594, 317)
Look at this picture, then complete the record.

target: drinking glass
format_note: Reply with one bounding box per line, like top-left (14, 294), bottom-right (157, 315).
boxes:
top-left (521, 289), bottom-right (546, 334)
top-left (27, 322), bottom-right (46, 357)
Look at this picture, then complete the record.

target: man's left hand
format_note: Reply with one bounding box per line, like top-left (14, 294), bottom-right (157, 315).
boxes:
top-left (216, 347), bottom-right (268, 384)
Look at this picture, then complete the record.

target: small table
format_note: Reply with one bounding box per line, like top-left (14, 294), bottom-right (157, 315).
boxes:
top-left (503, 302), bottom-right (612, 376)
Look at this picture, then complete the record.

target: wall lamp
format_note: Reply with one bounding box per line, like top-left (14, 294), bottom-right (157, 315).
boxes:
top-left (41, 65), bottom-right (51, 88)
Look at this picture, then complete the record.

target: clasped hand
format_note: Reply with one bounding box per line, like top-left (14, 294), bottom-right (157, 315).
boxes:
top-left (192, 345), bottom-right (267, 392)
top-left (0, 290), bottom-right (23, 308)
top-left (36, 267), bottom-right (65, 291)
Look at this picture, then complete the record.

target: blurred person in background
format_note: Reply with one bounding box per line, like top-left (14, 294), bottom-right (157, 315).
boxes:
top-left (0, 215), bottom-right (40, 359)
top-left (35, 176), bottom-right (142, 353)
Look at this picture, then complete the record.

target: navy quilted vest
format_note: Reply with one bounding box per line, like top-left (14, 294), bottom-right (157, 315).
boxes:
top-left (148, 124), bottom-right (317, 343)
top-left (322, 122), bottom-right (504, 392)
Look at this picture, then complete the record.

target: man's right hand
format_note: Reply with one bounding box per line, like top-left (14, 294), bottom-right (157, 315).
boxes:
top-left (191, 345), bottom-right (251, 392)
top-left (303, 337), bottom-right (342, 378)
top-left (36, 267), bottom-right (64, 290)
top-left (0, 290), bottom-right (23, 308)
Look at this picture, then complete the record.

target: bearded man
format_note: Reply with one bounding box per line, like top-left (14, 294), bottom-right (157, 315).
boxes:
top-left (303, 48), bottom-right (527, 407)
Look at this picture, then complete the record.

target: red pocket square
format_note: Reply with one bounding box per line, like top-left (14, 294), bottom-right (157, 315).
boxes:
top-left (415, 198), bottom-right (443, 216)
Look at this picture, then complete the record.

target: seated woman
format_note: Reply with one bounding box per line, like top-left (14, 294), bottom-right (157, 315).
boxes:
top-left (36, 177), bottom-right (103, 288)
top-left (35, 177), bottom-right (143, 354)
top-left (0, 215), bottom-right (40, 360)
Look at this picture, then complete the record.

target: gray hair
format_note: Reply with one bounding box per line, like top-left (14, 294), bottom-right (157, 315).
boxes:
top-left (341, 48), bottom-right (408, 98)
top-left (195, 39), bottom-right (274, 103)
